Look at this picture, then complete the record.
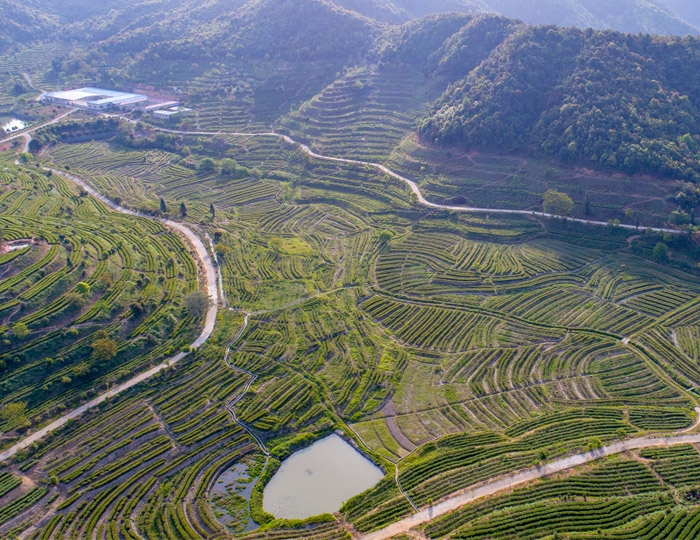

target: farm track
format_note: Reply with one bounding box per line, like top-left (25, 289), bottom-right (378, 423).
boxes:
top-left (359, 431), bottom-right (700, 540)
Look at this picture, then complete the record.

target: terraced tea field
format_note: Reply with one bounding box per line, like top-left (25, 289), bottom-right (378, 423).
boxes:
top-left (277, 65), bottom-right (433, 162)
top-left (0, 157), bottom-right (203, 447)
top-left (4, 102), bottom-right (700, 540)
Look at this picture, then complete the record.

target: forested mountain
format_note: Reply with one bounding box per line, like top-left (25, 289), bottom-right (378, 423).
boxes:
top-left (415, 16), bottom-right (700, 181)
top-left (137, 0), bottom-right (379, 63)
top-left (333, 0), bottom-right (410, 23)
top-left (0, 2), bottom-right (58, 48)
top-left (342, 0), bottom-right (700, 35)
top-left (6, 0), bottom-right (698, 50)
top-left (657, 0), bottom-right (700, 28)
top-left (486, 0), bottom-right (698, 35)
top-left (375, 13), bottom-right (522, 77)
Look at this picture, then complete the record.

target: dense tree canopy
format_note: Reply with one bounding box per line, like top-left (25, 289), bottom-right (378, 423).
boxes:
top-left (418, 20), bottom-right (700, 182)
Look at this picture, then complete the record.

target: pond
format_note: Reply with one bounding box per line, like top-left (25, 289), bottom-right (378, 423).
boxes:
top-left (210, 460), bottom-right (261, 534)
top-left (263, 434), bottom-right (384, 520)
top-left (1, 118), bottom-right (27, 134)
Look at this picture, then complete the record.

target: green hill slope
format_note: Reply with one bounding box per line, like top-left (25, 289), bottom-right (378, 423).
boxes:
top-left (415, 18), bottom-right (700, 181)
top-left (0, 2), bottom-right (59, 48)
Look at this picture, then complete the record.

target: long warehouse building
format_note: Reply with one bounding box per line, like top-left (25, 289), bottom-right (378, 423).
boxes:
top-left (40, 87), bottom-right (149, 111)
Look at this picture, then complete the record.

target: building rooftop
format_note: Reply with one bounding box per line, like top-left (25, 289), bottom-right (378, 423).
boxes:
top-left (42, 87), bottom-right (148, 104)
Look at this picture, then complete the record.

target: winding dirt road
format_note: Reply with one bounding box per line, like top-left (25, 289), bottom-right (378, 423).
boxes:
top-left (0, 165), bottom-right (219, 464)
top-left (154, 126), bottom-right (680, 235)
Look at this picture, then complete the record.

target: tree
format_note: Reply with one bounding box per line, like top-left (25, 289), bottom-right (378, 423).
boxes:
top-left (94, 329), bottom-right (109, 340)
top-left (183, 291), bottom-right (211, 318)
top-left (543, 190), bottom-right (574, 216)
top-left (220, 158), bottom-right (239, 175)
top-left (669, 210), bottom-right (690, 226)
top-left (583, 192), bottom-right (591, 217)
top-left (210, 203), bottom-right (216, 218)
top-left (652, 242), bottom-right (669, 262)
top-left (28, 139), bottom-right (42, 153)
top-left (1, 402), bottom-right (27, 430)
top-left (378, 231), bottom-right (394, 243)
top-left (18, 152), bottom-right (33, 163)
top-left (160, 198), bottom-right (168, 214)
top-left (197, 157), bottom-right (217, 173)
top-left (180, 202), bottom-right (187, 218)
top-left (12, 322), bottom-right (29, 339)
top-left (92, 337), bottom-right (118, 362)
top-left (214, 243), bottom-right (229, 258)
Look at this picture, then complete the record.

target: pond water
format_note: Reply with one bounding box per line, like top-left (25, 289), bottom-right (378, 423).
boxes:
top-left (210, 461), bottom-right (260, 534)
top-left (1, 118), bottom-right (27, 134)
top-left (263, 434), bottom-right (384, 520)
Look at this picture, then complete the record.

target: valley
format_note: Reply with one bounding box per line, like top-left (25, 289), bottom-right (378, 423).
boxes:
top-left (3, 2), bottom-right (700, 539)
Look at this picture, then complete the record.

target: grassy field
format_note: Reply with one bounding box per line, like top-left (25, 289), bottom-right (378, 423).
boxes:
top-left (388, 136), bottom-right (679, 227)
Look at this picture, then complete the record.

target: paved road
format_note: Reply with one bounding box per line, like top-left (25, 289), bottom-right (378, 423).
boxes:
top-left (359, 433), bottom-right (700, 540)
top-left (154, 126), bottom-right (680, 235)
top-left (0, 165), bottom-right (219, 464)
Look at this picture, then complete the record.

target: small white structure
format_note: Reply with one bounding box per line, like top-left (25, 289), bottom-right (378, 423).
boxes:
top-left (152, 106), bottom-right (192, 120)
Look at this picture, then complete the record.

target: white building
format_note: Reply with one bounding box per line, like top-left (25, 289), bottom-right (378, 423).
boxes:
top-left (152, 106), bottom-right (192, 120)
top-left (40, 88), bottom-right (148, 111)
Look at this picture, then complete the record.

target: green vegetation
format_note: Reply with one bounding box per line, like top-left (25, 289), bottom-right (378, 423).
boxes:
top-left (0, 158), bottom-right (201, 438)
top-left (419, 18), bottom-right (700, 186)
top-left (543, 189), bottom-right (574, 216)
top-left (5, 2), bottom-right (700, 539)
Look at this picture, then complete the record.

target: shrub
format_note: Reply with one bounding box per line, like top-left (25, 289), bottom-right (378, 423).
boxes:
top-left (1, 402), bottom-right (27, 429)
top-left (12, 323), bottom-right (29, 339)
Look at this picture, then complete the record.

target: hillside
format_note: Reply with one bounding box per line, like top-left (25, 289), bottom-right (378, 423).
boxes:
top-left (657, 0), bottom-right (700, 27)
top-left (333, 0), bottom-right (410, 23)
top-left (7, 1), bottom-right (700, 539)
top-left (381, 0), bottom-right (700, 35)
top-left (488, 0), bottom-right (699, 34)
top-left (0, 2), bottom-right (58, 48)
top-left (415, 18), bottom-right (700, 182)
